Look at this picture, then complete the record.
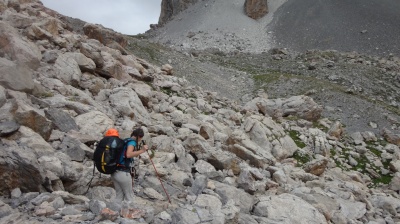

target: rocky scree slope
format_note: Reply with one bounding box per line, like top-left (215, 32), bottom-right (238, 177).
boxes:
top-left (143, 0), bottom-right (400, 136)
top-left (0, 0), bottom-right (400, 224)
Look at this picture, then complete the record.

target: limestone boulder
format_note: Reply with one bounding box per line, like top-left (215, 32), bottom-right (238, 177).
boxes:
top-left (3, 9), bottom-right (36, 29)
top-left (79, 73), bottom-right (106, 96)
top-left (99, 51), bottom-right (130, 80)
top-left (53, 53), bottom-right (82, 86)
top-left (57, 135), bottom-right (86, 162)
top-left (79, 40), bottom-right (104, 68)
top-left (0, 58), bottom-right (35, 93)
top-left (214, 181), bottom-right (255, 213)
top-left (67, 52), bottom-right (96, 73)
top-left (182, 133), bottom-right (212, 160)
top-left (17, 126), bottom-right (55, 157)
top-left (256, 95), bottom-right (322, 121)
top-left (83, 23), bottom-right (127, 48)
top-left (0, 138), bottom-right (45, 195)
top-left (253, 194), bottom-right (327, 223)
top-left (127, 82), bottom-right (153, 107)
top-left (0, 21), bottom-right (41, 70)
top-left (108, 87), bottom-right (151, 124)
top-left (75, 111), bottom-right (114, 138)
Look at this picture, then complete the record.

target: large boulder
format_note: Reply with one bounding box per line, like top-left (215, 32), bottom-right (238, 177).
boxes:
top-left (253, 193), bottom-right (327, 224)
top-left (0, 21), bottom-right (41, 70)
top-left (75, 111), bottom-right (114, 139)
top-left (108, 87), bottom-right (151, 124)
top-left (0, 58), bottom-right (35, 93)
top-left (244, 0), bottom-right (269, 20)
top-left (0, 138), bottom-right (45, 195)
top-left (214, 181), bottom-right (255, 213)
top-left (83, 23), bottom-right (127, 48)
top-left (255, 95), bottom-right (323, 121)
top-left (45, 108), bottom-right (79, 133)
top-left (79, 40), bottom-right (104, 68)
top-left (53, 53), bottom-right (82, 86)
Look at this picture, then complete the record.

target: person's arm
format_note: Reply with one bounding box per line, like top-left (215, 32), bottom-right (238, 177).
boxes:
top-left (126, 144), bottom-right (148, 158)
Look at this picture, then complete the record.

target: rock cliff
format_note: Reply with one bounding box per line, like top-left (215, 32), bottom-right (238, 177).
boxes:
top-left (158, 0), bottom-right (198, 25)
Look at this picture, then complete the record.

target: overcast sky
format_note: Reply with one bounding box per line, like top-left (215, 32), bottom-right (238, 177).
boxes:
top-left (41, 0), bottom-right (161, 35)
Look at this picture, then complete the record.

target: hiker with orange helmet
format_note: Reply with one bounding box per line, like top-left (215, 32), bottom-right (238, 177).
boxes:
top-left (111, 128), bottom-right (148, 203)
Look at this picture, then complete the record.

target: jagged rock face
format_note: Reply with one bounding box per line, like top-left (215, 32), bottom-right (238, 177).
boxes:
top-left (244, 0), bottom-right (269, 20)
top-left (158, 0), bottom-right (198, 25)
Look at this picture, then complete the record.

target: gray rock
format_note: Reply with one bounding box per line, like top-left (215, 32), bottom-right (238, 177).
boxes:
top-left (214, 181), bottom-right (255, 213)
top-left (58, 135), bottom-right (86, 162)
top-left (0, 199), bottom-right (13, 219)
top-left (0, 121), bottom-right (20, 137)
top-left (0, 139), bottom-right (45, 195)
top-left (45, 108), bottom-right (79, 132)
top-left (253, 194), bottom-right (327, 224)
top-left (190, 175), bottom-right (208, 196)
top-left (0, 85), bottom-right (6, 107)
top-left (171, 207), bottom-right (201, 224)
top-left (0, 58), bottom-right (35, 93)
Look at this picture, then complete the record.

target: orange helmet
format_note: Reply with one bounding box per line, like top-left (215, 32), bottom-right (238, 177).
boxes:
top-left (105, 128), bottom-right (119, 137)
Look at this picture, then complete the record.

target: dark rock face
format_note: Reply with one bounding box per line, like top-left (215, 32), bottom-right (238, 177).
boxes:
top-left (0, 140), bottom-right (45, 195)
top-left (158, 0), bottom-right (198, 25)
top-left (45, 109), bottom-right (79, 133)
top-left (244, 0), bottom-right (269, 20)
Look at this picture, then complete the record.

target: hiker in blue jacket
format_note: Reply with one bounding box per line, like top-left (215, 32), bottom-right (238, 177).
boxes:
top-left (111, 128), bottom-right (148, 203)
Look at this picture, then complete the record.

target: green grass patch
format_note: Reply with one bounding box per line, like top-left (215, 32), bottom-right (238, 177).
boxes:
top-left (292, 150), bottom-right (313, 166)
top-left (288, 130), bottom-right (306, 148)
top-left (39, 92), bottom-right (54, 98)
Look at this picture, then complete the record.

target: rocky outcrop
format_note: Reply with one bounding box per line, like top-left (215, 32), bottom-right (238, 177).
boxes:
top-left (158, 0), bottom-right (198, 25)
top-left (244, 0), bottom-right (269, 20)
top-left (0, 1), bottom-right (400, 224)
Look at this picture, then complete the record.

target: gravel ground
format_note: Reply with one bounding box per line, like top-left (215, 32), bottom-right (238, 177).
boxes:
top-left (271, 0), bottom-right (400, 57)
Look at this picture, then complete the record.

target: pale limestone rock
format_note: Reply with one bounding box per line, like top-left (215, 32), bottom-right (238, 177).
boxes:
top-left (253, 194), bottom-right (327, 224)
top-left (0, 21), bottom-right (41, 70)
top-left (0, 58), bottom-right (35, 93)
top-left (54, 53), bottom-right (82, 86)
top-left (75, 111), bottom-right (114, 138)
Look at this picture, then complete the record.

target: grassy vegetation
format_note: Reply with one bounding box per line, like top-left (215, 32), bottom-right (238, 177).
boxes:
top-left (330, 144), bottom-right (393, 188)
top-left (288, 130), bottom-right (306, 148)
top-left (39, 92), bottom-right (54, 98)
top-left (292, 150), bottom-right (313, 166)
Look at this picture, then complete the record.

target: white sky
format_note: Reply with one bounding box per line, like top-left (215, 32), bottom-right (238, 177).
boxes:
top-left (41, 0), bottom-right (162, 35)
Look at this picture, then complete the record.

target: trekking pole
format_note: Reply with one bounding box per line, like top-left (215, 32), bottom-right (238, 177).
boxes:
top-left (144, 142), bottom-right (171, 204)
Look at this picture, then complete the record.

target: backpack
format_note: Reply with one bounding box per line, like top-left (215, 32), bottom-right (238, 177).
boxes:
top-left (93, 136), bottom-right (125, 174)
top-left (116, 138), bottom-right (137, 169)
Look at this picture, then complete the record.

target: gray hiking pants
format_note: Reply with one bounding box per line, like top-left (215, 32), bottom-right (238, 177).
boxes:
top-left (111, 170), bottom-right (134, 203)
